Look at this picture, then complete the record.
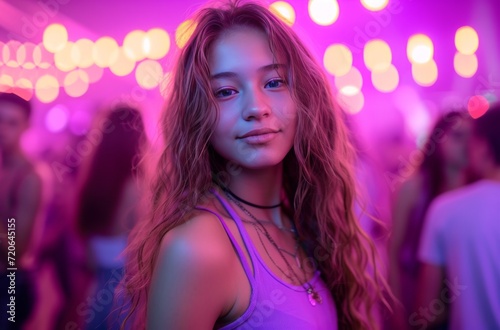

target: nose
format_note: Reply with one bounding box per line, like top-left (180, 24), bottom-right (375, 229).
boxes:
top-left (242, 86), bottom-right (270, 120)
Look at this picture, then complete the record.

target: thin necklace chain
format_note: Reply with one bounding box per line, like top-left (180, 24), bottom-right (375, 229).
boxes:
top-left (223, 190), bottom-right (322, 305)
top-left (240, 217), bottom-right (300, 261)
top-left (239, 217), bottom-right (297, 235)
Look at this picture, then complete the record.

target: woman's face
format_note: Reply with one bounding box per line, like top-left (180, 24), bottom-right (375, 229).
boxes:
top-left (208, 26), bottom-right (297, 170)
top-left (0, 101), bottom-right (28, 151)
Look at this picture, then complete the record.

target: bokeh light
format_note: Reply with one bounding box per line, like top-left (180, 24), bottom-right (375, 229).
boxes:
top-left (135, 60), bottom-right (164, 89)
top-left (454, 52), bottom-right (478, 78)
top-left (64, 70), bottom-right (89, 97)
top-left (361, 0), bottom-right (388, 11)
top-left (337, 92), bottom-right (364, 114)
top-left (1, 44), bottom-right (9, 66)
top-left (84, 65), bottom-right (104, 83)
top-left (35, 74), bottom-right (60, 103)
top-left (21, 43), bottom-right (37, 69)
top-left (455, 26), bottom-right (479, 55)
top-left (123, 30), bottom-right (147, 61)
top-left (15, 78), bottom-right (34, 101)
top-left (16, 44), bottom-right (27, 67)
top-left (43, 24), bottom-right (68, 53)
top-left (411, 59), bottom-right (438, 86)
top-left (371, 64), bottom-right (399, 92)
top-left (407, 34), bottom-right (434, 64)
top-left (144, 28), bottom-right (170, 60)
top-left (15, 78), bottom-right (33, 90)
top-left (0, 74), bottom-right (14, 92)
top-left (159, 72), bottom-right (172, 98)
top-left (109, 48), bottom-right (136, 76)
top-left (54, 41), bottom-right (77, 72)
top-left (69, 110), bottom-right (92, 136)
top-left (334, 66), bottom-right (363, 96)
top-left (309, 0), bottom-right (339, 26)
top-left (45, 104), bottom-right (69, 133)
top-left (71, 38), bottom-right (94, 68)
top-left (468, 95), bottom-right (489, 119)
top-left (0, 42), bottom-right (4, 66)
top-left (270, 1), bottom-right (296, 26)
top-left (363, 39), bottom-right (392, 72)
top-left (5, 40), bottom-right (22, 67)
top-left (33, 43), bottom-right (53, 69)
top-left (175, 20), bottom-right (197, 49)
top-left (324, 44), bottom-right (352, 76)
top-left (92, 37), bottom-right (119, 68)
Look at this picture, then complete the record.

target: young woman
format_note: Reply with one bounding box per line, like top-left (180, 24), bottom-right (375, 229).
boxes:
top-left (121, 1), bottom-right (389, 329)
top-left (389, 111), bottom-right (472, 329)
top-left (75, 106), bottom-right (146, 329)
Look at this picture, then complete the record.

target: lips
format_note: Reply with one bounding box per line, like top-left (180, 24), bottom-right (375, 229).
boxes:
top-left (238, 128), bottom-right (279, 139)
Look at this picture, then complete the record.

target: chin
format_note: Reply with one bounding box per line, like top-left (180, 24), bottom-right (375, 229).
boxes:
top-left (235, 154), bottom-right (285, 170)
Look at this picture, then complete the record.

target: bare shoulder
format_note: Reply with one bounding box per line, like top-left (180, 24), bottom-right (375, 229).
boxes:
top-left (158, 210), bottom-right (234, 269)
top-left (148, 210), bottom-right (236, 329)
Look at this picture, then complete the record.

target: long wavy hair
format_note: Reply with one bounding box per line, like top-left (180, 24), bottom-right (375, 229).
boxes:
top-left (76, 106), bottom-right (145, 237)
top-left (121, 1), bottom-right (390, 328)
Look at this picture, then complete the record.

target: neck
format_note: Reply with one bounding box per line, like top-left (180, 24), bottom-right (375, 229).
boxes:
top-left (442, 165), bottom-right (467, 192)
top-left (224, 162), bottom-right (284, 225)
top-left (484, 166), bottom-right (500, 182)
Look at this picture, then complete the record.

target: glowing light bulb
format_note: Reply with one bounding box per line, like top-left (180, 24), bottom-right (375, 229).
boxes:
top-left (455, 26), bottom-right (479, 55)
top-left (175, 20), bottom-right (197, 49)
top-left (407, 34), bottom-right (434, 64)
top-left (361, 0), bottom-right (388, 11)
top-left (363, 39), bottom-right (392, 72)
top-left (324, 44), bottom-right (352, 76)
top-left (371, 64), bottom-right (399, 92)
top-left (309, 0), bottom-right (339, 26)
top-left (270, 1), bottom-right (296, 26)
top-left (43, 24), bottom-right (68, 53)
top-left (454, 52), bottom-right (478, 78)
top-left (411, 59), bottom-right (438, 86)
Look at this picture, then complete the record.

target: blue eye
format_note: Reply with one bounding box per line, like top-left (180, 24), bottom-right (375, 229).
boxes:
top-left (265, 79), bottom-right (285, 89)
top-left (215, 88), bottom-right (238, 98)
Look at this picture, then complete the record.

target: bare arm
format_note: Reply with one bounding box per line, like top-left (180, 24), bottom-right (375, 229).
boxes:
top-left (388, 177), bottom-right (419, 301)
top-left (413, 263), bottom-right (446, 327)
top-left (147, 213), bottom-right (236, 330)
top-left (12, 170), bottom-right (42, 259)
top-left (388, 176), bottom-right (420, 329)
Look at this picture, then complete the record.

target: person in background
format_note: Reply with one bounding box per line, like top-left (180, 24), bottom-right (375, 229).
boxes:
top-left (0, 91), bottom-right (42, 330)
top-left (389, 111), bottom-right (472, 329)
top-left (416, 104), bottom-right (500, 330)
top-left (75, 106), bottom-right (146, 330)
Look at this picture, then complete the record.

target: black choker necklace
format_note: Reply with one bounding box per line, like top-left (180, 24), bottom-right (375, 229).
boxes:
top-left (222, 186), bottom-right (282, 209)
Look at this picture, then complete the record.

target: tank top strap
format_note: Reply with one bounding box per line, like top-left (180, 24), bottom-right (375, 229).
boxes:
top-left (195, 206), bottom-right (255, 283)
top-left (209, 189), bottom-right (260, 258)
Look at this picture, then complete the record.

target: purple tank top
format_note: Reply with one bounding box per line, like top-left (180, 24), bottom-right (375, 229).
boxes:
top-left (197, 190), bottom-right (338, 330)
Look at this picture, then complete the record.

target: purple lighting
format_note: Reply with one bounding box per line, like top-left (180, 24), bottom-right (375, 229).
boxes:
top-left (45, 104), bottom-right (69, 132)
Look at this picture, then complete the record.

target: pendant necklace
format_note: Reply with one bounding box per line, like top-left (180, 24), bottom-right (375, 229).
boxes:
top-left (223, 189), bottom-right (322, 306)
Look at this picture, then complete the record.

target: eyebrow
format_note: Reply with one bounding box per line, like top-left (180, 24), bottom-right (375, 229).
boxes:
top-left (210, 63), bottom-right (286, 80)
